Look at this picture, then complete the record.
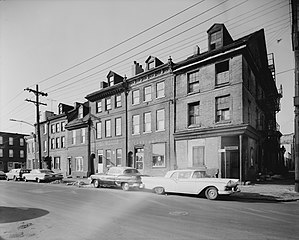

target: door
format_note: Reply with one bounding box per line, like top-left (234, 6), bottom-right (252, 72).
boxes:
top-left (97, 150), bottom-right (104, 173)
top-left (67, 157), bottom-right (72, 176)
top-left (135, 147), bottom-right (144, 170)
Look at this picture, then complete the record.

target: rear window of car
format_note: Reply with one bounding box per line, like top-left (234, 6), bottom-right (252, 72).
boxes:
top-left (124, 169), bottom-right (140, 174)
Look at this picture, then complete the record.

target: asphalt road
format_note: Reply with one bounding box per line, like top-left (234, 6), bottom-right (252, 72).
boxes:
top-left (0, 181), bottom-right (298, 240)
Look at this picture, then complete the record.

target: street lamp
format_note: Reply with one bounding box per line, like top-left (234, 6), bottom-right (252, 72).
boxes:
top-left (9, 118), bottom-right (38, 169)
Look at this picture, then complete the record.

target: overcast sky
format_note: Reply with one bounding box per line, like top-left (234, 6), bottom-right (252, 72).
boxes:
top-left (0, 0), bottom-right (294, 135)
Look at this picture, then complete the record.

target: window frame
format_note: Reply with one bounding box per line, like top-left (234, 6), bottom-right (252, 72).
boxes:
top-left (215, 60), bottom-right (229, 86)
top-left (143, 112), bottom-right (151, 133)
top-left (188, 101), bottom-right (201, 127)
top-left (215, 95), bottom-right (231, 122)
top-left (144, 86), bottom-right (152, 102)
top-left (156, 81), bottom-right (165, 99)
top-left (105, 120), bottom-right (111, 137)
top-left (105, 98), bottom-right (112, 111)
top-left (156, 109), bottom-right (165, 131)
top-left (96, 101), bottom-right (102, 113)
top-left (115, 117), bottom-right (122, 136)
top-left (132, 89), bottom-right (140, 105)
top-left (132, 114), bottom-right (140, 135)
top-left (187, 70), bottom-right (200, 93)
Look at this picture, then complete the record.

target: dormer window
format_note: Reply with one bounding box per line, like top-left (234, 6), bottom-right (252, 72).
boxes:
top-left (58, 104), bottom-right (63, 114)
top-left (148, 61), bottom-right (155, 70)
top-left (210, 30), bottom-right (222, 50)
top-left (78, 106), bottom-right (83, 119)
top-left (108, 75), bottom-right (114, 86)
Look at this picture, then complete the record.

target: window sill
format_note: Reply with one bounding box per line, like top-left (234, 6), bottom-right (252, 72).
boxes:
top-left (215, 82), bottom-right (230, 88)
top-left (187, 91), bottom-right (200, 96)
top-left (188, 124), bottom-right (201, 129)
top-left (143, 131), bottom-right (152, 134)
top-left (215, 120), bottom-right (231, 125)
top-left (155, 129), bottom-right (165, 133)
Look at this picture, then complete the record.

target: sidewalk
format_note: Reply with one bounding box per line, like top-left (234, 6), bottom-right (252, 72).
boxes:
top-left (233, 174), bottom-right (299, 202)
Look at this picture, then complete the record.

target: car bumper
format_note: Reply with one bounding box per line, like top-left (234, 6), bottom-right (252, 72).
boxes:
top-left (130, 183), bottom-right (144, 189)
top-left (219, 185), bottom-right (240, 195)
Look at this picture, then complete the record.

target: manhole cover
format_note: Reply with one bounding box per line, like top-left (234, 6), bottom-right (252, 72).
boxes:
top-left (169, 211), bottom-right (189, 216)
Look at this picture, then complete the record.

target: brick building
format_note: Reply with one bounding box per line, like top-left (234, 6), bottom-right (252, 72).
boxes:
top-left (0, 131), bottom-right (28, 172)
top-left (85, 23), bottom-right (282, 182)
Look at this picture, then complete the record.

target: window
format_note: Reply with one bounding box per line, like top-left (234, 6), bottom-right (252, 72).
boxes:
top-left (61, 122), bottom-right (65, 132)
top-left (152, 143), bottom-right (165, 167)
top-left (108, 75), bottom-right (114, 86)
top-left (51, 124), bottom-right (55, 133)
top-left (192, 146), bottom-right (205, 167)
top-left (210, 30), bottom-right (222, 50)
top-left (156, 82), bottom-right (165, 98)
top-left (43, 125), bottom-right (47, 134)
top-left (0, 149), bottom-right (3, 157)
top-left (78, 106), bottom-right (83, 119)
top-left (81, 129), bottom-right (86, 144)
top-left (148, 61), bottom-right (155, 69)
top-left (132, 90), bottom-right (140, 105)
top-left (58, 105), bottom-right (63, 114)
top-left (216, 95), bottom-right (230, 122)
top-left (20, 150), bottom-right (24, 158)
top-left (56, 123), bottom-right (60, 132)
top-left (9, 137), bottom-right (13, 145)
top-left (96, 101), bottom-right (102, 113)
top-left (54, 157), bottom-right (61, 169)
top-left (72, 130), bottom-right (76, 145)
top-left (75, 157), bottom-right (83, 171)
top-left (105, 120), bottom-right (111, 137)
top-left (61, 136), bottom-right (65, 148)
top-left (0, 136), bottom-right (3, 144)
top-left (143, 112), bottom-right (151, 133)
top-left (216, 60), bottom-right (229, 85)
top-left (156, 109), bottom-right (165, 131)
top-left (116, 149), bottom-right (122, 166)
top-left (19, 138), bottom-right (24, 146)
top-left (44, 140), bottom-right (47, 152)
top-left (115, 94), bottom-right (122, 108)
top-left (106, 150), bottom-right (112, 167)
top-left (96, 122), bottom-right (102, 139)
top-left (188, 71), bottom-right (200, 93)
top-left (115, 117), bottom-right (122, 136)
top-left (56, 137), bottom-right (60, 148)
top-left (9, 149), bottom-right (13, 158)
top-left (132, 115), bottom-right (140, 135)
top-left (106, 98), bottom-right (112, 111)
top-left (188, 102), bottom-right (200, 126)
top-left (51, 138), bottom-right (55, 149)
top-left (144, 86), bottom-right (152, 102)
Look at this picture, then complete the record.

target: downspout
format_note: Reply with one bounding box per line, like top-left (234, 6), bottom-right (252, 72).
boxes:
top-left (124, 77), bottom-right (129, 166)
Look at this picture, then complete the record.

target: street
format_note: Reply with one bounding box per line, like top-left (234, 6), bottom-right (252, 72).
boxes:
top-left (0, 181), bottom-right (298, 240)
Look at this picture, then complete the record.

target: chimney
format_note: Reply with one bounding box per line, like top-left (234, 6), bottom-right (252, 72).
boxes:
top-left (193, 45), bottom-right (200, 55)
top-left (132, 61), bottom-right (144, 76)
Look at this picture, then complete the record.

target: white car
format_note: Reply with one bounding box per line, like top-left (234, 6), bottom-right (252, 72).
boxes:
top-left (141, 169), bottom-right (239, 200)
top-left (23, 169), bottom-right (63, 183)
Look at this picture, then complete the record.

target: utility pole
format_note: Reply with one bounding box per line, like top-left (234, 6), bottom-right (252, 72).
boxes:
top-left (24, 85), bottom-right (48, 169)
top-left (291, 0), bottom-right (299, 192)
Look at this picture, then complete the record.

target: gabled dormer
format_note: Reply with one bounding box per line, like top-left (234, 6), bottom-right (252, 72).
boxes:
top-left (207, 23), bottom-right (233, 51)
top-left (145, 56), bottom-right (164, 71)
top-left (106, 71), bottom-right (124, 87)
top-left (58, 103), bottom-right (74, 115)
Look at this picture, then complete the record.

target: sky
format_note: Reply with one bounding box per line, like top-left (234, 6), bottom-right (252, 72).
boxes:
top-left (0, 0), bottom-right (294, 135)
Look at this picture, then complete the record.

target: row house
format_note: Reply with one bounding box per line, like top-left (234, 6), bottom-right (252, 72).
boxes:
top-left (30, 23), bottom-right (282, 181)
top-left (85, 23), bottom-right (282, 182)
top-left (0, 132), bottom-right (28, 172)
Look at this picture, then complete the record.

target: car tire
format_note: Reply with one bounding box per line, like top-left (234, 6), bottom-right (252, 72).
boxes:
top-left (93, 180), bottom-right (100, 188)
top-left (153, 187), bottom-right (165, 195)
top-left (205, 187), bottom-right (218, 200)
top-left (121, 182), bottom-right (130, 191)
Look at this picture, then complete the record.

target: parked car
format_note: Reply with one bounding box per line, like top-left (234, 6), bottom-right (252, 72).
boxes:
top-left (0, 171), bottom-right (6, 180)
top-left (141, 169), bottom-right (240, 200)
top-left (90, 167), bottom-right (144, 191)
top-left (6, 168), bottom-right (31, 181)
top-left (22, 169), bottom-right (63, 183)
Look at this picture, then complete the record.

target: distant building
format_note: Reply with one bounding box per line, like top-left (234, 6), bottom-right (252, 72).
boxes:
top-left (0, 131), bottom-right (28, 171)
top-left (281, 133), bottom-right (294, 170)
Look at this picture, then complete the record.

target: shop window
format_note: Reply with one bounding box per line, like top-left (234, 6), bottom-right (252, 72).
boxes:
top-left (152, 143), bottom-right (165, 167)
